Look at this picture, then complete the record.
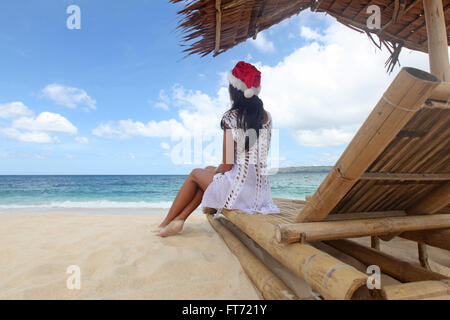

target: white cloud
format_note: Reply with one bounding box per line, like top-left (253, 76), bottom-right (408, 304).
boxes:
top-left (75, 136), bottom-right (89, 144)
top-left (93, 86), bottom-right (230, 141)
top-left (293, 128), bottom-right (355, 147)
top-left (154, 102), bottom-right (169, 110)
top-left (13, 112), bottom-right (78, 135)
top-left (92, 119), bottom-right (189, 140)
top-left (250, 32), bottom-right (275, 53)
top-left (129, 153), bottom-right (136, 160)
top-left (256, 19), bottom-right (428, 147)
top-left (160, 142), bottom-right (170, 150)
top-left (300, 26), bottom-right (323, 41)
top-left (153, 89), bottom-right (170, 110)
top-left (0, 128), bottom-right (55, 144)
top-left (0, 103), bottom-right (78, 144)
top-left (92, 17), bottom-right (429, 149)
top-left (41, 84), bottom-right (97, 110)
top-left (66, 154), bottom-right (77, 159)
top-left (0, 102), bottom-right (34, 119)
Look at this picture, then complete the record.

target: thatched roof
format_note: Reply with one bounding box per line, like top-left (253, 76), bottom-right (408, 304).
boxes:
top-left (171, 0), bottom-right (450, 70)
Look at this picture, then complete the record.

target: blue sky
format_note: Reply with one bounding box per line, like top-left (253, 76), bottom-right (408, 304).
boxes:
top-left (0, 0), bottom-right (429, 174)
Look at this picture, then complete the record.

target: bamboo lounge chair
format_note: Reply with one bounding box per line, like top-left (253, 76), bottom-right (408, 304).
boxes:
top-left (171, 0), bottom-right (450, 300)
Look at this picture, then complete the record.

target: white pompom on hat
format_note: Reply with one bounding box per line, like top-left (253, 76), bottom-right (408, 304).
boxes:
top-left (228, 61), bottom-right (261, 99)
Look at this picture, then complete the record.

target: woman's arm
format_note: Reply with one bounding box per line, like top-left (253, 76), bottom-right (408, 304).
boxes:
top-left (215, 125), bottom-right (234, 174)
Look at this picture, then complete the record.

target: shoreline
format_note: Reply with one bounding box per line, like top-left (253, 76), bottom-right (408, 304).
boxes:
top-left (0, 207), bottom-right (190, 215)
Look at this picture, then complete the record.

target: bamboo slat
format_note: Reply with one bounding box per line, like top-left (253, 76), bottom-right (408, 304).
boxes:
top-left (381, 280), bottom-right (450, 300)
top-left (406, 181), bottom-right (450, 215)
top-left (206, 214), bottom-right (298, 300)
top-left (297, 68), bottom-right (440, 222)
top-left (276, 214), bottom-right (450, 243)
top-left (360, 172), bottom-right (450, 181)
top-left (330, 107), bottom-right (449, 215)
top-left (221, 209), bottom-right (369, 300)
top-left (324, 210), bottom-right (406, 221)
top-left (325, 239), bottom-right (447, 283)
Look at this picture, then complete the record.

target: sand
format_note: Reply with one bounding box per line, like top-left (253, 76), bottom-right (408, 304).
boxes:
top-left (0, 211), bottom-right (261, 300)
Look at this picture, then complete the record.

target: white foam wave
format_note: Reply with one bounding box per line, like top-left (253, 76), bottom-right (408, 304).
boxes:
top-left (0, 200), bottom-right (173, 209)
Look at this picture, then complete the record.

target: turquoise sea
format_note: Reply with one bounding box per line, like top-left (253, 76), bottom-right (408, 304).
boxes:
top-left (0, 173), bottom-right (327, 212)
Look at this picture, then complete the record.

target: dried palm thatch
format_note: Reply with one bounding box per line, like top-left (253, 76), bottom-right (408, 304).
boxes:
top-left (170, 0), bottom-right (450, 72)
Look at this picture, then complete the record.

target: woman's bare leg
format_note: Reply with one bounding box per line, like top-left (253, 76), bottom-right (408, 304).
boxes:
top-left (158, 169), bottom-right (215, 237)
top-left (174, 188), bottom-right (203, 221)
top-left (158, 173), bottom-right (197, 228)
top-left (158, 167), bottom-right (216, 228)
top-left (157, 188), bottom-right (204, 237)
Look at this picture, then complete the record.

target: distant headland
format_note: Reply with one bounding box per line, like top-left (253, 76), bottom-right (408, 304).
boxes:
top-left (277, 166), bottom-right (333, 174)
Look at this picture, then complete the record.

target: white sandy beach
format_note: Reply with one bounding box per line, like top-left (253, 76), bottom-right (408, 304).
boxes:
top-left (0, 210), bottom-right (261, 300)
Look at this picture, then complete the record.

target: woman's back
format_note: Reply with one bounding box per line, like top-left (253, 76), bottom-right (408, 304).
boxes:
top-left (201, 109), bottom-right (280, 215)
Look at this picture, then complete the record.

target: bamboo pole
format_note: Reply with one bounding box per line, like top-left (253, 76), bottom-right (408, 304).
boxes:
top-left (400, 228), bottom-right (450, 251)
top-left (324, 239), bottom-right (447, 283)
top-left (422, 294), bottom-right (450, 300)
top-left (296, 68), bottom-right (440, 222)
top-left (276, 214), bottom-right (450, 244)
top-left (423, 0), bottom-right (450, 81)
top-left (221, 210), bottom-right (369, 300)
top-left (406, 181), bottom-right (450, 215)
top-left (381, 280), bottom-right (450, 300)
top-left (430, 82), bottom-right (450, 101)
top-left (206, 214), bottom-right (298, 300)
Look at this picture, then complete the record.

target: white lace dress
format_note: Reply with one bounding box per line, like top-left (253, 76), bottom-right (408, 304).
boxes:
top-left (201, 109), bottom-right (280, 217)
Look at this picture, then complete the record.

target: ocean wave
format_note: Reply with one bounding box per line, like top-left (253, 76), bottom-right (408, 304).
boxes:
top-left (0, 200), bottom-right (173, 209)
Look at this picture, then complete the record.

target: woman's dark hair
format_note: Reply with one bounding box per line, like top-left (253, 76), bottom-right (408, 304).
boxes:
top-left (221, 85), bottom-right (265, 150)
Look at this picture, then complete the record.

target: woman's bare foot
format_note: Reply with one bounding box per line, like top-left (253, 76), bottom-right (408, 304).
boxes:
top-left (152, 221), bottom-right (167, 232)
top-left (152, 227), bottom-right (163, 233)
top-left (158, 220), bottom-right (185, 237)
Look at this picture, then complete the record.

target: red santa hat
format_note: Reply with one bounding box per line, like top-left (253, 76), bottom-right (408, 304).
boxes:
top-left (228, 61), bottom-right (261, 99)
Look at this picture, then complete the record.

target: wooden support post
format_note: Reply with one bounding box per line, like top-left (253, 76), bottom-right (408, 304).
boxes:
top-left (406, 182), bottom-right (450, 215)
top-left (296, 68), bottom-right (440, 222)
top-left (206, 214), bottom-right (298, 300)
top-left (221, 210), bottom-right (369, 300)
top-left (423, 0), bottom-right (450, 81)
top-left (214, 0), bottom-right (222, 56)
top-left (381, 280), bottom-right (450, 300)
top-left (400, 228), bottom-right (450, 251)
top-left (418, 243), bottom-right (431, 270)
top-left (324, 239), bottom-right (447, 283)
top-left (371, 236), bottom-right (380, 250)
top-left (276, 214), bottom-right (450, 244)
